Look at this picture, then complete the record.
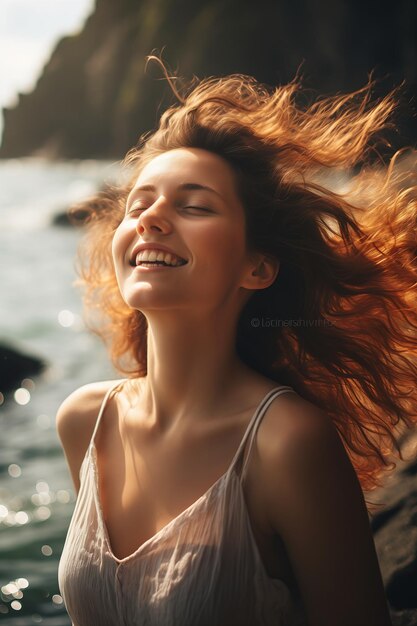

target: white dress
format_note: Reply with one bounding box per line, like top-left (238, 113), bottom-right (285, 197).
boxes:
top-left (58, 381), bottom-right (307, 626)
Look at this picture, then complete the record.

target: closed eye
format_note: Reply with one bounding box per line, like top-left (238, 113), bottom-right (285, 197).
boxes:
top-left (126, 206), bottom-right (146, 215)
top-left (125, 205), bottom-right (213, 215)
top-left (184, 206), bottom-right (212, 212)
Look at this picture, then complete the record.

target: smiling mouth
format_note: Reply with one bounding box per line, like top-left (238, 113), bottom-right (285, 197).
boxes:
top-left (129, 251), bottom-right (188, 268)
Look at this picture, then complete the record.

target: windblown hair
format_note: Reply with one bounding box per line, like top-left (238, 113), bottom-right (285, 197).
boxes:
top-left (74, 56), bottom-right (417, 494)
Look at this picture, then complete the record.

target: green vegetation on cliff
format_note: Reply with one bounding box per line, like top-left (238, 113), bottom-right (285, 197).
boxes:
top-left (1, 0), bottom-right (416, 158)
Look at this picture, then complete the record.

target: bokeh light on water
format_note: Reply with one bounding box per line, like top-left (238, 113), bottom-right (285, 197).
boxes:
top-left (8, 464), bottom-right (22, 478)
top-left (57, 310), bottom-right (75, 328)
top-left (0, 159), bottom-right (119, 624)
top-left (14, 388), bottom-right (31, 405)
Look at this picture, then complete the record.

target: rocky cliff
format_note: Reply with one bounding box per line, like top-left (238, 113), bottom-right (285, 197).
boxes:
top-left (1, 0), bottom-right (416, 158)
top-left (369, 428), bottom-right (417, 626)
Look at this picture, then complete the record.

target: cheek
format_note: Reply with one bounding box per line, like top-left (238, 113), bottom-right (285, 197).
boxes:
top-left (112, 218), bottom-right (131, 247)
top-left (111, 224), bottom-right (130, 274)
top-left (204, 225), bottom-right (246, 264)
top-left (111, 230), bottom-right (120, 265)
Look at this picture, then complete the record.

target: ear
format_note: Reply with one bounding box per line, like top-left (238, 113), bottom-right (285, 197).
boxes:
top-left (241, 252), bottom-right (280, 291)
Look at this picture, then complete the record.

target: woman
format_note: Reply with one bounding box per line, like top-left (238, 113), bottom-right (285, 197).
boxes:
top-left (56, 56), bottom-right (417, 625)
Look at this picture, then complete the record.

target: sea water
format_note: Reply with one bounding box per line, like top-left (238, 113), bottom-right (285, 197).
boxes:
top-left (0, 158), bottom-right (121, 625)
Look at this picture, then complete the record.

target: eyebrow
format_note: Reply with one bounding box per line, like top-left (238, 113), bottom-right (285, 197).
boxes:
top-left (128, 182), bottom-right (224, 201)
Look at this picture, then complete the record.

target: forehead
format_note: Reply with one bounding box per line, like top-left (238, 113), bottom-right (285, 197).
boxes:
top-left (134, 148), bottom-right (240, 196)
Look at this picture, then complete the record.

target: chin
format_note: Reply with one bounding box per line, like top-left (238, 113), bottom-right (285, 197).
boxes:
top-left (122, 293), bottom-right (172, 312)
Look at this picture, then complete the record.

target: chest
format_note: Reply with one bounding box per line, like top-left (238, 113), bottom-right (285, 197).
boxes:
top-left (95, 400), bottom-right (298, 592)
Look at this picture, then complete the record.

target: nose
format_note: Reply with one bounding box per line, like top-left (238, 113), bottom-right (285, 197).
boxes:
top-left (135, 197), bottom-right (172, 235)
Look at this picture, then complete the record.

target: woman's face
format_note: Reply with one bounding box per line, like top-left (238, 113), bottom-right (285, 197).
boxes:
top-left (112, 147), bottom-right (259, 315)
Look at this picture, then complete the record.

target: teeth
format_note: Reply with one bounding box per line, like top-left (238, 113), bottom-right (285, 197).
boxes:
top-left (135, 249), bottom-right (186, 266)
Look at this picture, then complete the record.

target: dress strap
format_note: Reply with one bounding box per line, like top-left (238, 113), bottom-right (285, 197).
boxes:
top-left (89, 379), bottom-right (126, 449)
top-left (237, 386), bottom-right (296, 482)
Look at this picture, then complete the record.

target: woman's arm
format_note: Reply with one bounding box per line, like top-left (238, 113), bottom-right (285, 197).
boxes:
top-left (259, 397), bottom-right (392, 626)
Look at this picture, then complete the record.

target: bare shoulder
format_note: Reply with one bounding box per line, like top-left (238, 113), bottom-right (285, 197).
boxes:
top-left (255, 389), bottom-right (334, 469)
top-left (256, 388), bottom-right (356, 531)
top-left (257, 392), bottom-right (332, 506)
top-left (256, 390), bottom-right (392, 625)
top-left (55, 379), bottom-right (124, 494)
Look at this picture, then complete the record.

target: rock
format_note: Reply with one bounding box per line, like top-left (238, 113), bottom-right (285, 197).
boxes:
top-left (51, 182), bottom-right (122, 227)
top-left (0, 342), bottom-right (45, 396)
top-left (368, 429), bottom-right (417, 625)
top-left (51, 207), bottom-right (91, 227)
top-left (0, 0), bottom-right (416, 159)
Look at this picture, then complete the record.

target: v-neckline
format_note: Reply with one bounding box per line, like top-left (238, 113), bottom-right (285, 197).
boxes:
top-left (90, 441), bottom-right (232, 564)
top-left (88, 384), bottom-right (286, 565)
top-left (90, 443), bottom-right (294, 596)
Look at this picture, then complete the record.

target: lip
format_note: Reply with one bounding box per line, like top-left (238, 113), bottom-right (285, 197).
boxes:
top-left (129, 242), bottom-right (188, 267)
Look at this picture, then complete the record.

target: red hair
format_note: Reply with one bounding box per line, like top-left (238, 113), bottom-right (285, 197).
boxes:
top-left (73, 57), bottom-right (417, 494)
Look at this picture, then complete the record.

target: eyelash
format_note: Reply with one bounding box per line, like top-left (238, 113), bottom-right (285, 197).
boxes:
top-left (127, 205), bottom-right (212, 215)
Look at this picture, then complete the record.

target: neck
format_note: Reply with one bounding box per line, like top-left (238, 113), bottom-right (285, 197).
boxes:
top-left (135, 308), bottom-right (254, 429)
